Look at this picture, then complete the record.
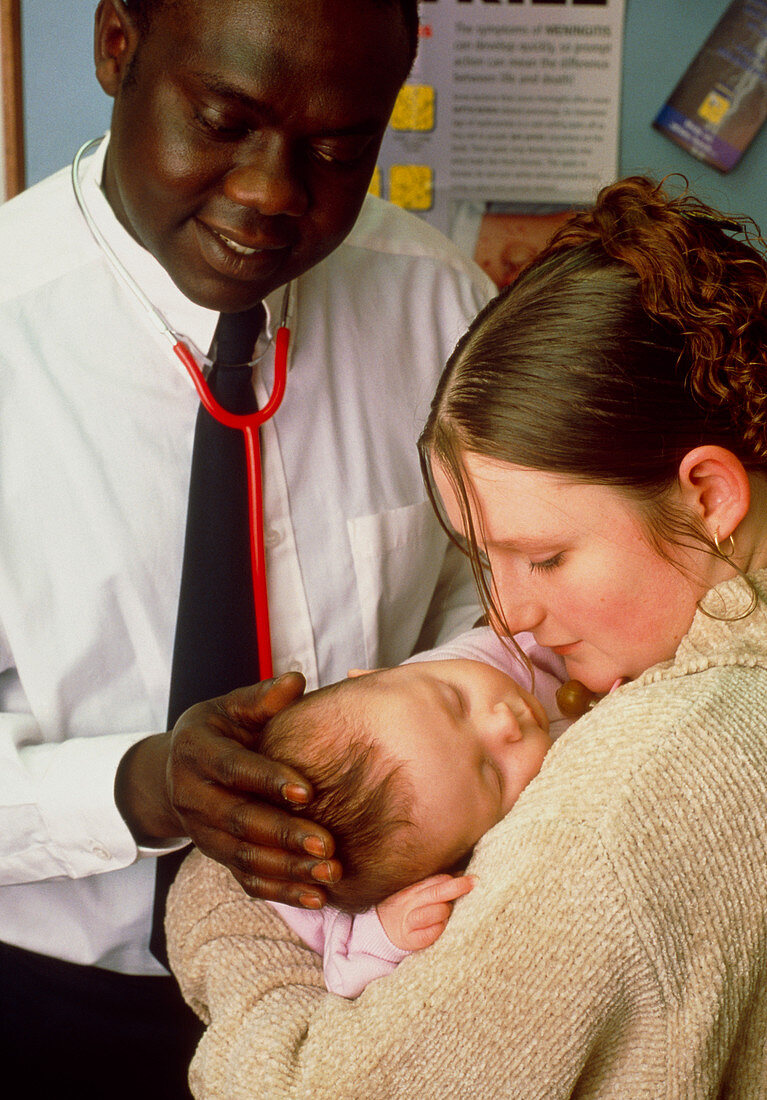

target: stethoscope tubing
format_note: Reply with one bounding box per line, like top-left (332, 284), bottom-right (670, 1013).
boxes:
top-left (173, 336), bottom-right (290, 679)
top-left (73, 135), bottom-right (290, 682)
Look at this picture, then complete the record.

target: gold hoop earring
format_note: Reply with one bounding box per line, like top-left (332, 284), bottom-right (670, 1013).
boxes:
top-left (714, 530), bottom-right (735, 559)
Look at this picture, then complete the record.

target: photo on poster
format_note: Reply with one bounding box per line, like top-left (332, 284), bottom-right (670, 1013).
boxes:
top-left (451, 199), bottom-right (579, 288)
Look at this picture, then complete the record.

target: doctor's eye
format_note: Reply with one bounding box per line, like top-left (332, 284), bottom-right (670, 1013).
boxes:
top-left (309, 134), bottom-right (376, 169)
top-left (193, 108), bottom-right (250, 140)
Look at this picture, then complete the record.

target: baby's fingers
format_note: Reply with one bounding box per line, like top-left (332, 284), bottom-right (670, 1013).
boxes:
top-left (410, 873), bottom-right (477, 907)
top-left (403, 919), bottom-right (450, 952)
top-left (405, 876), bottom-right (477, 934)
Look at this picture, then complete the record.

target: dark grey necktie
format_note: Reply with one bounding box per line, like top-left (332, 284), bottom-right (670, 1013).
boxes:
top-left (150, 303), bottom-right (265, 967)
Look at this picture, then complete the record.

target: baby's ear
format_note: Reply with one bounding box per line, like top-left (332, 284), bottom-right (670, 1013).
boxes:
top-left (347, 668), bottom-right (381, 678)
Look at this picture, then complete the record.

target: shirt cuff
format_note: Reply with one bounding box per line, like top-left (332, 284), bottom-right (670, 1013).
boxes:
top-left (30, 731), bottom-right (154, 877)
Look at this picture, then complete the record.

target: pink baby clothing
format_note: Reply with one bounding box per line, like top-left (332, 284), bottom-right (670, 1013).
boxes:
top-left (268, 902), bottom-right (407, 998)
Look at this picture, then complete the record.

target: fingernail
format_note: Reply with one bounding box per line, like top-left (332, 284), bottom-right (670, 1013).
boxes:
top-left (303, 835), bottom-right (326, 857)
top-left (282, 783), bottom-right (310, 805)
top-left (310, 861), bottom-right (337, 884)
top-left (298, 893), bottom-right (323, 910)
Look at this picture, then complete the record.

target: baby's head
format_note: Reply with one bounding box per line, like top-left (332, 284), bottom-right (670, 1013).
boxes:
top-left (261, 658), bottom-right (552, 913)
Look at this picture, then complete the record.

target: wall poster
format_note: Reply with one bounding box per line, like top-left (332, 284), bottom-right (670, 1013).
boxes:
top-left (374, 0), bottom-right (626, 286)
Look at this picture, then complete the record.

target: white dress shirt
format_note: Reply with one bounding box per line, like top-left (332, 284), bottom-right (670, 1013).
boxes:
top-left (0, 136), bottom-right (494, 973)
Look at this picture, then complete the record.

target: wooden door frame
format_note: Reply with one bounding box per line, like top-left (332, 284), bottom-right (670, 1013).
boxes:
top-left (1, 0), bottom-right (24, 199)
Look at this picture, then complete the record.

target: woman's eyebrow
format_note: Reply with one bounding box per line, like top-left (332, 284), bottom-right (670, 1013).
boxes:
top-left (486, 535), bottom-right (562, 552)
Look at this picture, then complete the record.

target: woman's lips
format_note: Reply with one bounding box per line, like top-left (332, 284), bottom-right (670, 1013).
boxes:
top-left (548, 641), bottom-right (580, 656)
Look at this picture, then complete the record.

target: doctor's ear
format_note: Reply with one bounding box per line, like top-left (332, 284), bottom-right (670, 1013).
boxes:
top-left (677, 445), bottom-right (751, 543)
top-left (94, 0), bottom-right (140, 97)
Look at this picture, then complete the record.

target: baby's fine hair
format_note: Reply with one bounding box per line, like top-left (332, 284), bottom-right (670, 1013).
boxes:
top-left (260, 678), bottom-right (419, 914)
top-left (420, 175), bottom-right (767, 627)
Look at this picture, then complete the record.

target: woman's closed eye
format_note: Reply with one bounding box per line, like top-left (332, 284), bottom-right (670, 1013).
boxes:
top-left (528, 552), bottom-right (564, 574)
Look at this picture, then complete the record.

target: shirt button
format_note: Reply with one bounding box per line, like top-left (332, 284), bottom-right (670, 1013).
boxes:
top-left (265, 528), bottom-right (282, 549)
top-left (90, 843), bottom-right (111, 861)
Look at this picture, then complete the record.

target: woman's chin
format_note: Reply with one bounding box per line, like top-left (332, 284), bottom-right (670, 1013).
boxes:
top-left (564, 659), bottom-right (624, 696)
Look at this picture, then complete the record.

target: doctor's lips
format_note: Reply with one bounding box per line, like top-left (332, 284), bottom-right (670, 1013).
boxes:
top-left (199, 219), bottom-right (293, 256)
top-left (216, 231), bottom-right (258, 255)
top-left (214, 228), bottom-right (291, 254)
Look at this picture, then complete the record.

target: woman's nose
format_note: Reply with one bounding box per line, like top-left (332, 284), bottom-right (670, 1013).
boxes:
top-left (493, 596), bottom-right (545, 637)
top-left (224, 139), bottom-right (309, 218)
top-left (489, 564), bottom-right (546, 636)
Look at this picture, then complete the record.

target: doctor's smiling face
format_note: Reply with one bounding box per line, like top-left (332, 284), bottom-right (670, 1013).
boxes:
top-left (94, 0), bottom-right (412, 312)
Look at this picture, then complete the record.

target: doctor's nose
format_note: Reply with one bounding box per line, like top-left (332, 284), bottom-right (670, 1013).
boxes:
top-left (224, 140), bottom-right (309, 218)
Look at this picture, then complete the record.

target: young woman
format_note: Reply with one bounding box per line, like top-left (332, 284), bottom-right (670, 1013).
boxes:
top-left (166, 177), bottom-right (767, 1097)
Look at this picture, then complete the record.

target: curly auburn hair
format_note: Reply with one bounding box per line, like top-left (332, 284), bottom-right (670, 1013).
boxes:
top-left (419, 175), bottom-right (767, 627)
top-left (541, 176), bottom-right (767, 462)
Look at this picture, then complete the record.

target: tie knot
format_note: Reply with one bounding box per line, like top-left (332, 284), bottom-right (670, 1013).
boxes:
top-left (213, 303), bottom-right (266, 367)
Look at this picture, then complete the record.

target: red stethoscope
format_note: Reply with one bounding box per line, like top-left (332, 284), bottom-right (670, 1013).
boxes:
top-left (72, 137), bottom-right (289, 679)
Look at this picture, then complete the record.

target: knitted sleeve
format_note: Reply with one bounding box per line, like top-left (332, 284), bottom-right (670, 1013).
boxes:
top-left (166, 827), bottom-right (648, 1099)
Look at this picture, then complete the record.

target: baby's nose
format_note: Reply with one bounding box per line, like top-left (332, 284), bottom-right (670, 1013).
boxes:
top-left (484, 701), bottom-right (523, 744)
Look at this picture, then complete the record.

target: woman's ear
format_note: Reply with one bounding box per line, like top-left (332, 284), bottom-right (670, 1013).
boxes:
top-left (94, 0), bottom-right (140, 98)
top-left (677, 445), bottom-right (750, 542)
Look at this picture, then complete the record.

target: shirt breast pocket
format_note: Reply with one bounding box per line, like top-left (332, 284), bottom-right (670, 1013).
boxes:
top-left (347, 500), bottom-right (447, 669)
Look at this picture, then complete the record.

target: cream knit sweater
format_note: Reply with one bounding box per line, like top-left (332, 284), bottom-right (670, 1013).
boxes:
top-left (167, 572), bottom-right (767, 1099)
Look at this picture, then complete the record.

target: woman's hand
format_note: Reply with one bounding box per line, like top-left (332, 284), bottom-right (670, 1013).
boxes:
top-left (115, 673), bottom-right (341, 908)
top-left (376, 873), bottom-right (476, 951)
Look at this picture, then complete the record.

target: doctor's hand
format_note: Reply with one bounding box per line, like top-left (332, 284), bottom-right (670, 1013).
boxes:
top-left (115, 673), bottom-right (341, 908)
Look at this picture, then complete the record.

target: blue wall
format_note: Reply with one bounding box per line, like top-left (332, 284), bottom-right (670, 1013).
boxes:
top-left (21, 1), bottom-right (767, 225)
top-left (21, 1), bottom-right (108, 186)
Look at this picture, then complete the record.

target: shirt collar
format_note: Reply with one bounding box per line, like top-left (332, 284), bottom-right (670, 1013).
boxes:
top-left (78, 132), bottom-right (288, 357)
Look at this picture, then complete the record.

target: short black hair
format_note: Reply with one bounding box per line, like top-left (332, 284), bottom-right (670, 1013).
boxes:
top-left (122, 0), bottom-right (420, 69)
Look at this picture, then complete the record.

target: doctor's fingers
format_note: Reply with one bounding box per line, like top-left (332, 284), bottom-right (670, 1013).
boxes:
top-left (172, 776), bottom-right (337, 858)
top-left (169, 720), bottom-right (316, 811)
top-left (189, 818), bottom-right (341, 907)
top-left (175, 673), bottom-right (307, 748)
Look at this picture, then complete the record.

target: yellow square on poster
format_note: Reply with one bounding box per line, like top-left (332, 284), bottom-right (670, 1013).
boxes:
top-left (390, 85), bottom-right (435, 132)
top-left (698, 89), bottom-right (731, 126)
top-left (368, 165), bottom-right (382, 198)
top-left (389, 165), bottom-right (433, 211)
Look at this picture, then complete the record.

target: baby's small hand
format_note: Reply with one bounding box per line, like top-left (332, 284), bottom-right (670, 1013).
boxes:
top-left (376, 873), bottom-right (476, 952)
